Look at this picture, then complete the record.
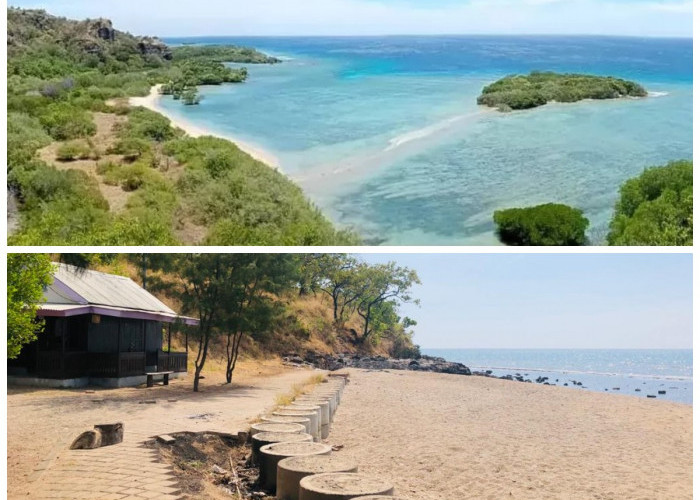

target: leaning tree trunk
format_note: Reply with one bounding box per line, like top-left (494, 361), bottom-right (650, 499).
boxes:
top-left (225, 332), bottom-right (244, 383)
top-left (193, 333), bottom-right (209, 392)
top-left (225, 332), bottom-right (236, 384)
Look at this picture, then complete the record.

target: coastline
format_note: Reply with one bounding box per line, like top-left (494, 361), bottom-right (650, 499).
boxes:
top-left (129, 85), bottom-right (281, 169)
top-left (330, 369), bottom-right (692, 499)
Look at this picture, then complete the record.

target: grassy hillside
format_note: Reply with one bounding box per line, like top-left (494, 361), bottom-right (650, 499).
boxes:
top-left (7, 8), bottom-right (356, 246)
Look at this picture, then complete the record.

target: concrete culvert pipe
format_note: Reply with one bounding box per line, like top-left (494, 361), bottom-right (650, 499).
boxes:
top-left (313, 390), bottom-right (340, 406)
top-left (350, 497), bottom-right (408, 500)
top-left (299, 473), bottom-right (394, 500)
top-left (282, 404), bottom-right (321, 420)
top-left (262, 416), bottom-right (312, 435)
top-left (277, 455), bottom-right (359, 500)
top-left (273, 410), bottom-right (320, 442)
top-left (296, 397), bottom-right (335, 426)
top-left (292, 400), bottom-right (330, 437)
top-left (250, 432), bottom-right (313, 466)
top-left (250, 422), bottom-right (306, 441)
top-left (326, 379), bottom-right (346, 392)
top-left (258, 441), bottom-right (332, 493)
top-left (280, 405), bottom-right (322, 439)
top-left (298, 395), bottom-right (336, 420)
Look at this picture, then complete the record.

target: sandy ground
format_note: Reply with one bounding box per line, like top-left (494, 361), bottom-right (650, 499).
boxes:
top-left (129, 85), bottom-right (281, 169)
top-left (329, 369), bottom-right (692, 500)
top-left (7, 360), bottom-right (320, 498)
top-left (38, 112), bottom-right (130, 212)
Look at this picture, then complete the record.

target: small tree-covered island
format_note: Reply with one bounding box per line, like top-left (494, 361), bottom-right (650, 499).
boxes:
top-left (477, 71), bottom-right (648, 111)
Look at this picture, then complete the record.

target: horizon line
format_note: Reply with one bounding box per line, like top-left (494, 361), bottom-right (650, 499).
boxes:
top-left (160, 33), bottom-right (693, 40)
top-left (421, 347), bottom-right (693, 350)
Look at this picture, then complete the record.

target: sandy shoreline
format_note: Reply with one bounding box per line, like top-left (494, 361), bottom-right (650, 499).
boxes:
top-left (129, 85), bottom-right (281, 169)
top-left (328, 369), bottom-right (692, 500)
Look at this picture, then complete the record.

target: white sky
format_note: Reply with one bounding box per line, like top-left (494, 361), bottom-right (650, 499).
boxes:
top-left (10, 0), bottom-right (693, 37)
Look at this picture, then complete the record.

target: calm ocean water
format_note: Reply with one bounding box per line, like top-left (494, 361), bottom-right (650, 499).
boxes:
top-left (422, 349), bottom-right (692, 404)
top-left (162, 36), bottom-right (692, 245)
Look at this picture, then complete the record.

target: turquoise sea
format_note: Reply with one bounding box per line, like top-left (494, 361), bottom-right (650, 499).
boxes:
top-left (423, 348), bottom-right (693, 404)
top-left (161, 36), bottom-right (692, 245)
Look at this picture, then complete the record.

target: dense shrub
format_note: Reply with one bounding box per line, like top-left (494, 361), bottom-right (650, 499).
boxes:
top-left (493, 203), bottom-right (590, 246)
top-left (39, 102), bottom-right (96, 140)
top-left (124, 108), bottom-right (177, 142)
top-left (56, 140), bottom-right (92, 161)
top-left (8, 112), bottom-right (52, 167)
top-left (109, 137), bottom-right (151, 161)
top-left (608, 160), bottom-right (692, 246)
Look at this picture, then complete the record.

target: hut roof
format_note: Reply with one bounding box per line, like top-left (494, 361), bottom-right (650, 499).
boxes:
top-left (38, 263), bottom-right (198, 325)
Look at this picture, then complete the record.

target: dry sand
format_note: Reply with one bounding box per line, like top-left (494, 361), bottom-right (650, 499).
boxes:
top-left (129, 85), bottom-right (281, 169)
top-left (328, 369), bottom-right (692, 500)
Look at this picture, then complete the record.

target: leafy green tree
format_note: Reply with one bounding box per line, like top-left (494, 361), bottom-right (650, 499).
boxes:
top-left (7, 254), bottom-right (54, 359)
top-left (221, 254), bottom-right (297, 383)
top-left (295, 254), bottom-right (324, 296)
top-left (608, 160), bottom-right (692, 246)
top-left (354, 263), bottom-right (420, 345)
top-left (493, 203), bottom-right (589, 246)
top-left (172, 254), bottom-right (239, 392)
top-left (317, 254), bottom-right (366, 324)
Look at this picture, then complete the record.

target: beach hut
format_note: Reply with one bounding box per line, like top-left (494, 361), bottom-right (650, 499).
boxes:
top-left (7, 263), bottom-right (198, 388)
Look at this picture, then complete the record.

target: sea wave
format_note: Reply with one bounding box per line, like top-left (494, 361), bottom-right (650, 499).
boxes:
top-left (470, 365), bottom-right (692, 381)
top-left (384, 111), bottom-right (484, 151)
top-left (648, 91), bottom-right (669, 97)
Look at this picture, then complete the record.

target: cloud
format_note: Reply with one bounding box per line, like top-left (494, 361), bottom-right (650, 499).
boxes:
top-left (8, 0), bottom-right (693, 37)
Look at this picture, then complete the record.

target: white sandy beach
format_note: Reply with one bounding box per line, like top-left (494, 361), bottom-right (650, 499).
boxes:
top-left (129, 85), bottom-right (281, 169)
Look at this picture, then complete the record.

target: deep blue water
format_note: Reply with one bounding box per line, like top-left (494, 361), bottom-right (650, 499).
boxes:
top-left (422, 348), bottom-right (693, 404)
top-left (162, 36), bottom-right (692, 244)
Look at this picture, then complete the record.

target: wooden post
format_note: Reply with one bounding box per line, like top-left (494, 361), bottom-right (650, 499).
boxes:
top-left (61, 319), bottom-right (66, 377)
top-left (168, 323), bottom-right (172, 354)
top-left (116, 319), bottom-right (122, 378)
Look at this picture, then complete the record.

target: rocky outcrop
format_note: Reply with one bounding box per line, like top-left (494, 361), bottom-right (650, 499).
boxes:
top-left (287, 352), bottom-right (471, 376)
top-left (89, 19), bottom-right (115, 41)
top-left (137, 36), bottom-right (173, 60)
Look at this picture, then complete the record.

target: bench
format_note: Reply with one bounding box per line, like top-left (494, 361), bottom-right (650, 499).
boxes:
top-left (146, 371), bottom-right (174, 387)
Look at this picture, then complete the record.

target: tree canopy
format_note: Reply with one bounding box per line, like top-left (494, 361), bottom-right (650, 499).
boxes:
top-left (493, 203), bottom-right (589, 246)
top-left (608, 160), bottom-right (692, 246)
top-left (7, 254), bottom-right (54, 359)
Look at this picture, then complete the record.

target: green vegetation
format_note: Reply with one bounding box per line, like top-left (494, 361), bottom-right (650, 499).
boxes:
top-left (56, 140), bottom-right (93, 161)
top-left (7, 254), bottom-right (54, 359)
top-left (608, 160), bottom-right (693, 246)
top-left (7, 8), bottom-right (355, 246)
top-left (478, 71), bottom-right (647, 111)
top-left (311, 255), bottom-right (420, 346)
top-left (171, 45), bottom-right (281, 64)
top-left (493, 160), bottom-right (692, 246)
top-left (493, 203), bottom-right (590, 246)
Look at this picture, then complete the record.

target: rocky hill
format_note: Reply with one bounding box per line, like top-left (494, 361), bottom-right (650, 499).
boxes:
top-left (8, 8), bottom-right (171, 65)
